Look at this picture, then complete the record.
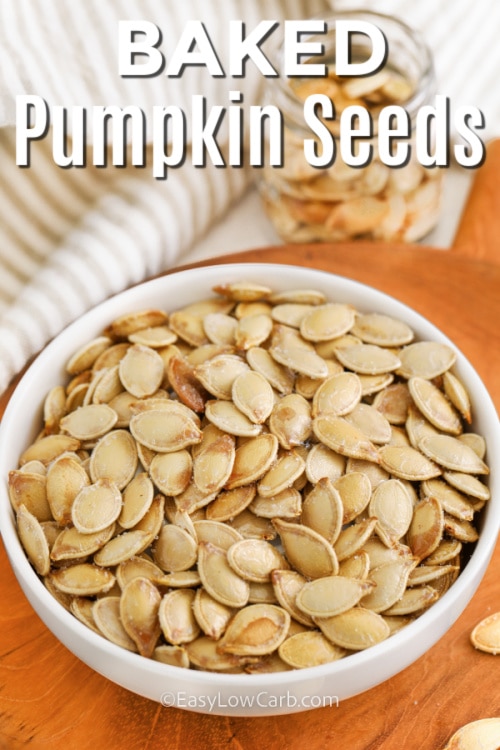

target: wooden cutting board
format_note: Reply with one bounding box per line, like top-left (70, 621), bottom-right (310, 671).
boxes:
top-left (1, 142), bottom-right (500, 750)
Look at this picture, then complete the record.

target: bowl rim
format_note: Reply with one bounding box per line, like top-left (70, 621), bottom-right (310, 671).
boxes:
top-left (1, 262), bottom-right (499, 696)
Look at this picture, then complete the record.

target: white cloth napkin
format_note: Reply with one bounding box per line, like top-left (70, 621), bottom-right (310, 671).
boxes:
top-left (0, 0), bottom-right (499, 394)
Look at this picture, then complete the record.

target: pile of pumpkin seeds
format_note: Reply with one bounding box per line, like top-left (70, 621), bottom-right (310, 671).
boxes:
top-left (9, 281), bottom-right (491, 672)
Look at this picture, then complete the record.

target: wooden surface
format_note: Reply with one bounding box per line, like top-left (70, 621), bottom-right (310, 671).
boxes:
top-left (2, 144), bottom-right (500, 750)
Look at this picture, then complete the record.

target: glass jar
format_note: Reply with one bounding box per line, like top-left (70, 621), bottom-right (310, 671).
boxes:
top-left (258, 11), bottom-right (443, 243)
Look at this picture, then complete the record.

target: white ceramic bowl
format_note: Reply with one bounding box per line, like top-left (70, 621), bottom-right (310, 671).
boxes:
top-left (1, 263), bottom-right (499, 717)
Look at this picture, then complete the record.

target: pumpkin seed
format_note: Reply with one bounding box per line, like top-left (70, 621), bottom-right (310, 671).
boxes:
top-left (369, 479), bottom-right (414, 544)
top-left (128, 325), bottom-right (177, 348)
top-left (50, 523), bottom-right (116, 562)
top-left (149, 450), bottom-right (192, 497)
top-left (270, 324), bottom-right (329, 379)
top-left (93, 596), bottom-right (138, 651)
top-left (382, 585), bottom-right (439, 615)
top-left (305, 443), bottom-right (346, 484)
top-left (235, 313), bottom-right (273, 350)
top-left (300, 303), bottom-right (355, 342)
top-left (269, 393), bottom-right (312, 449)
top-left (419, 434), bottom-right (489, 474)
top-left (373, 382), bottom-right (412, 424)
top-left (443, 471), bottom-right (490, 501)
top-left (166, 355), bottom-right (209, 413)
top-left (279, 631), bottom-right (346, 668)
top-left (301, 477), bottom-right (343, 544)
top-left (421, 478), bottom-right (475, 522)
top-left (246, 346), bottom-right (294, 394)
top-left (104, 309), bottom-right (168, 339)
top-left (197, 541), bottom-right (250, 608)
top-left (378, 444), bottom-right (441, 481)
top-left (296, 575), bottom-right (374, 618)
top-left (351, 312), bottom-right (414, 347)
top-left (206, 485), bottom-right (257, 522)
top-left (50, 563), bottom-right (116, 596)
top-left (116, 556), bottom-right (165, 590)
top-left (334, 471), bottom-right (371, 524)
top-left (458, 432), bottom-right (487, 459)
top-left (66, 336), bottom-right (112, 375)
top-left (360, 558), bottom-right (416, 613)
top-left (159, 588), bottom-right (200, 645)
top-left (312, 372), bottom-right (362, 417)
top-left (153, 523), bottom-right (198, 573)
top-left (408, 377), bottom-right (462, 435)
top-left (232, 370), bottom-right (274, 424)
top-left (46, 456), bottom-right (90, 525)
top-left (257, 450), bottom-right (305, 498)
top-left (93, 529), bottom-right (152, 566)
top-left (43, 385), bottom-right (67, 434)
top-left (345, 403), bottom-right (392, 444)
top-left (71, 597), bottom-right (101, 634)
top-left (193, 433), bottom-right (236, 494)
top-left (195, 354), bottom-right (249, 400)
top-left (217, 603), bottom-right (290, 656)
top-left (16, 504), bottom-right (50, 576)
top-left (71, 479), bottom-right (122, 535)
top-left (313, 415), bottom-right (380, 463)
top-left (120, 576), bottom-right (161, 657)
top-left (204, 399), bottom-right (262, 437)
top-left (337, 551), bottom-right (370, 580)
top-left (249, 487), bottom-right (302, 519)
top-left (118, 473), bottom-right (154, 529)
top-left (273, 518), bottom-right (338, 579)
top-left (397, 341), bottom-right (456, 379)
top-left (118, 344), bottom-right (165, 398)
top-left (316, 607), bottom-right (390, 650)
top-left (193, 588), bottom-right (234, 639)
top-left (194, 519), bottom-right (244, 550)
top-left (335, 344), bottom-right (401, 375)
top-left (130, 409), bottom-right (202, 452)
top-left (470, 612), bottom-right (500, 655)
top-left (334, 517), bottom-right (378, 562)
top-left (227, 538), bottom-right (289, 583)
top-left (19, 434), bottom-right (81, 466)
top-left (226, 433), bottom-right (279, 489)
top-left (89, 429), bottom-right (138, 488)
top-left (271, 569), bottom-right (315, 627)
top-left (407, 496), bottom-right (444, 561)
top-left (213, 281), bottom-right (271, 302)
top-left (153, 645), bottom-right (190, 668)
top-left (441, 719), bottom-right (500, 750)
